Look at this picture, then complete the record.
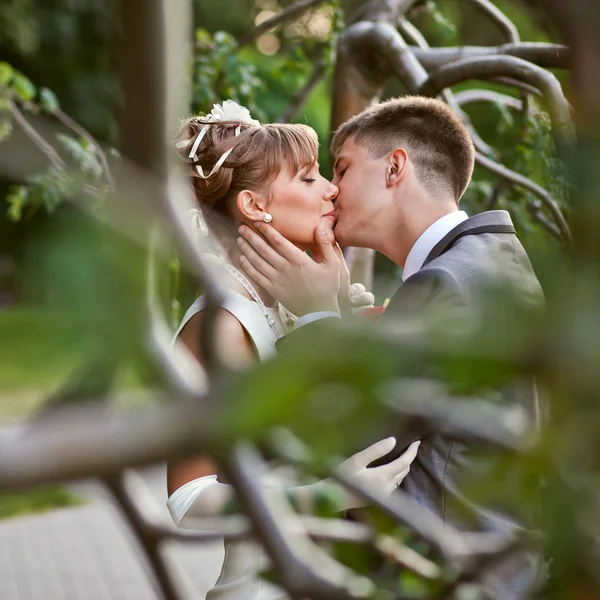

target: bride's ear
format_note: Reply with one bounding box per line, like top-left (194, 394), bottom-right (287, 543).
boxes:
top-left (236, 190), bottom-right (268, 224)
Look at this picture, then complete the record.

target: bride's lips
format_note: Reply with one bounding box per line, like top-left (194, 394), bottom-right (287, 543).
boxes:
top-left (321, 210), bottom-right (336, 220)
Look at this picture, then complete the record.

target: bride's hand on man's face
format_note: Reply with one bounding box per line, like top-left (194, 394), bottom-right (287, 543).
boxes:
top-left (237, 222), bottom-right (342, 317)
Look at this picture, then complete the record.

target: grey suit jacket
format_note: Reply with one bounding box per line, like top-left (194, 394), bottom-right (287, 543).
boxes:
top-left (278, 210), bottom-right (545, 597)
top-left (376, 210), bottom-right (546, 598)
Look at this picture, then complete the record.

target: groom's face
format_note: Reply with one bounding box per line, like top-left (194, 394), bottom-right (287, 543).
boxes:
top-left (331, 137), bottom-right (387, 247)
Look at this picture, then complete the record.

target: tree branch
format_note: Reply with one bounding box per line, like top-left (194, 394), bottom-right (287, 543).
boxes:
top-left (7, 99), bottom-right (65, 170)
top-left (454, 89), bottom-right (523, 111)
top-left (106, 472), bottom-right (185, 600)
top-left (222, 443), bottom-right (372, 600)
top-left (475, 151), bottom-right (571, 244)
top-left (491, 76), bottom-right (543, 97)
top-left (277, 61), bottom-right (327, 123)
top-left (527, 199), bottom-right (563, 241)
top-left (418, 55), bottom-right (575, 148)
top-left (411, 43), bottom-right (571, 71)
top-left (238, 0), bottom-right (329, 47)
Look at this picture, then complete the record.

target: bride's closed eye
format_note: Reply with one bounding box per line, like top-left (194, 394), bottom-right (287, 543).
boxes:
top-left (302, 177), bottom-right (316, 183)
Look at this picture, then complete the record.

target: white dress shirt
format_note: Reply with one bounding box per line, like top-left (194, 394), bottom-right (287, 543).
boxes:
top-left (294, 210), bottom-right (469, 330)
top-left (402, 210), bottom-right (468, 281)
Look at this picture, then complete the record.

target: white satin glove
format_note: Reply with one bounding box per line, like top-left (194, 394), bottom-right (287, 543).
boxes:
top-left (336, 437), bottom-right (420, 509)
top-left (349, 283), bottom-right (375, 314)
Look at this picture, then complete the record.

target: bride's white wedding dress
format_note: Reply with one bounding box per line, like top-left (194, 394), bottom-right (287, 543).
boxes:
top-left (173, 286), bottom-right (291, 600)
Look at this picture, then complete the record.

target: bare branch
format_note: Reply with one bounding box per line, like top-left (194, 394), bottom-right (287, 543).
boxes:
top-left (491, 76), bottom-right (543, 97)
top-left (238, 0), bottom-right (329, 47)
top-left (117, 0), bottom-right (226, 377)
top-left (106, 471), bottom-right (186, 600)
top-left (7, 99), bottom-right (65, 170)
top-left (418, 55), bottom-right (575, 147)
top-left (222, 443), bottom-right (373, 600)
top-left (379, 379), bottom-right (533, 451)
top-left (527, 199), bottom-right (563, 241)
top-left (0, 401), bottom-right (207, 489)
top-left (277, 61), bottom-right (327, 123)
top-left (454, 89), bottom-right (523, 111)
top-left (465, 0), bottom-right (520, 43)
top-left (475, 151), bottom-right (571, 244)
top-left (411, 43), bottom-right (571, 71)
top-left (269, 429), bottom-right (511, 564)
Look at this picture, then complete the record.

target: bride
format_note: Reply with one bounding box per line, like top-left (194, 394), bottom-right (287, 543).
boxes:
top-left (166, 101), bottom-right (419, 600)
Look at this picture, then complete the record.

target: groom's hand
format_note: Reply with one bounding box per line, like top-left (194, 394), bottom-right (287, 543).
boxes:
top-left (237, 223), bottom-right (341, 317)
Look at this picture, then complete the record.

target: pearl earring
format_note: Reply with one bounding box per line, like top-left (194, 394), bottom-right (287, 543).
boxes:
top-left (263, 213), bottom-right (273, 223)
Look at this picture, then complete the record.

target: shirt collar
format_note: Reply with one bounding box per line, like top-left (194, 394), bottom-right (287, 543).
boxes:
top-left (402, 211), bottom-right (469, 281)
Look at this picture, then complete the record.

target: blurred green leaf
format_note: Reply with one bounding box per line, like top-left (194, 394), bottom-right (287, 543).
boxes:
top-left (11, 71), bottom-right (36, 101)
top-left (39, 86), bottom-right (60, 113)
top-left (0, 61), bottom-right (13, 85)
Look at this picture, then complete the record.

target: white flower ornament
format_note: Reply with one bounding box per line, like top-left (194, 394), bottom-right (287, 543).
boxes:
top-left (208, 100), bottom-right (260, 126)
top-left (177, 100), bottom-right (260, 180)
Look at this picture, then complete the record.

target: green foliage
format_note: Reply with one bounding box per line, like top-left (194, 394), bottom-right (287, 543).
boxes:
top-left (424, 0), bottom-right (458, 43)
top-left (0, 486), bottom-right (83, 520)
top-left (0, 64), bottom-right (112, 222)
top-left (193, 29), bottom-right (268, 119)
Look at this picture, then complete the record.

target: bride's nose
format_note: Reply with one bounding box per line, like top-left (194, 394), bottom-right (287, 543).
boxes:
top-left (324, 181), bottom-right (339, 202)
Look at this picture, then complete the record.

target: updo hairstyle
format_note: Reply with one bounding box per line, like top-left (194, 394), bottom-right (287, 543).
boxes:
top-left (175, 116), bottom-right (319, 233)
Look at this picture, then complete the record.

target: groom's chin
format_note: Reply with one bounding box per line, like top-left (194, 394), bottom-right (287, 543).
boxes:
top-left (333, 222), bottom-right (349, 246)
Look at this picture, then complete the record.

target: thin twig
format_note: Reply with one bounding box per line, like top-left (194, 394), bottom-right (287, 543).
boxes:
top-left (277, 61), bottom-right (327, 123)
top-left (238, 0), bottom-right (329, 47)
top-left (53, 108), bottom-right (115, 189)
top-left (7, 99), bottom-right (65, 170)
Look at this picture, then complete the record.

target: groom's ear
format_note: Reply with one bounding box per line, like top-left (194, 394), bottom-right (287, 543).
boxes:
top-left (386, 148), bottom-right (408, 188)
top-left (236, 190), bottom-right (268, 223)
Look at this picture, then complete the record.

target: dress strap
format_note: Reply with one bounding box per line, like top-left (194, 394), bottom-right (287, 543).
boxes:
top-left (173, 290), bottom-right (280, 361)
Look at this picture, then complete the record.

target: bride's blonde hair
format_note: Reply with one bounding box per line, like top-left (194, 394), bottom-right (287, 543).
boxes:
top-left (175, 117), bottom-right (319, 229)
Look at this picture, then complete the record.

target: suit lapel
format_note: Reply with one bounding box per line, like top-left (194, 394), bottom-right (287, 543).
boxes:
top-left (422, 210), bottom-right (515, 268)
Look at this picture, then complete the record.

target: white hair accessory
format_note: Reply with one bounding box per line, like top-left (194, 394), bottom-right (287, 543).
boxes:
top-left (179, 100), bottom-right (260, 180)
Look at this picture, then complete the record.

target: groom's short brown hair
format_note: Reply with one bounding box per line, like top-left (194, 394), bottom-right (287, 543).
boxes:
top-left (331, 96), bottom-right (475, 202)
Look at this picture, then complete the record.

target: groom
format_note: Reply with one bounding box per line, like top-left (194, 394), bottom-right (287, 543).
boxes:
top-left (237, 96), bottom-right (545, 597)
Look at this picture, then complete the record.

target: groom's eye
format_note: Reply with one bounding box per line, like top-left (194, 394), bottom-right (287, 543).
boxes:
top-left (338, 166), bottom-right (348, 178)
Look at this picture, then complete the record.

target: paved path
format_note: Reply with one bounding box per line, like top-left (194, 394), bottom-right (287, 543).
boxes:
top-left (0, 463), bottom-right (224, 600)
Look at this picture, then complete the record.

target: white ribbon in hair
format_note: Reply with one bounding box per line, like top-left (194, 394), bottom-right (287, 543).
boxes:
top-left (178, 100), bottom-right (259, 180)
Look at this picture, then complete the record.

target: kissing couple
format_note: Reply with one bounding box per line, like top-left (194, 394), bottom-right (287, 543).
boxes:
top-left (167, 97), bottom-right (544, 600)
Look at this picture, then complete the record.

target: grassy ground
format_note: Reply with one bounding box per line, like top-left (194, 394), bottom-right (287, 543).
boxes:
top-left (0, 486), bottom-right (83, 520)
